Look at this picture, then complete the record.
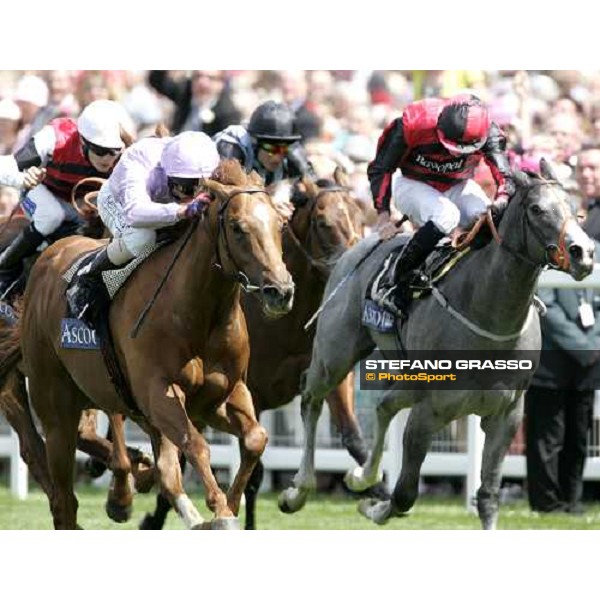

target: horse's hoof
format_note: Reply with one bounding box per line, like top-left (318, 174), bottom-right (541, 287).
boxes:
top-left (132, 466), bottom-right (155, 494)
top-left (139, 513), bottom-right (163, 530)
top-left (84, 457), bottom-right (108, 479)
top-left (358, 499), bottom-right (393, 525)
top-left (365, 481), bottom-right (391, 501)
top-left (344, 466), bottom-right (382, 493)
top-left (278, 487), bottom-right (308, 514)
top-left (210, 517), bottom-right (240, 530)
top-left (105, 500), bottom-right (132, 524)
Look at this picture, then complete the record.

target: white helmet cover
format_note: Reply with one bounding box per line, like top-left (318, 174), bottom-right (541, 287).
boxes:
top-left (77, 100), bottom-right (126, 149)
top-left (161, 131), bottom-right (220, 179)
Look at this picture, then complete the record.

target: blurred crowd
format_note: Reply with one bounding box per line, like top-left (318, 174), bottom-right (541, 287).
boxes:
top-left (0, 69), bottom-right (599, 214)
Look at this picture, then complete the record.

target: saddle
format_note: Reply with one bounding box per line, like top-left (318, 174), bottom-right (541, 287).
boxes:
top-left (362, 220), bottom-right (491, 334)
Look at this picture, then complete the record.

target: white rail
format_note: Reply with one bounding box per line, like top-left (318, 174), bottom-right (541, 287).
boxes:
top-left (3, 267), bottom-right (600, 507)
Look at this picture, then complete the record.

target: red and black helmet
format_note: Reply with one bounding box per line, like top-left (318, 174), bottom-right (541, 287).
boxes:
top-left (437, 94), bottom-right (490, 155)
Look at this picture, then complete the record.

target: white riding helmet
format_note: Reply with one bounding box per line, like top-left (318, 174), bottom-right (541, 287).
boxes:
top-left (161, 131), bottom-right (220, 179)
top-left (77, 100), bottom-right (126, 149)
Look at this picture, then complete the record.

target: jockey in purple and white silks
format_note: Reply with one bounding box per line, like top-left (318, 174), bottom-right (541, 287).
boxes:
top-left (67, 131), bottom-right (220, 319)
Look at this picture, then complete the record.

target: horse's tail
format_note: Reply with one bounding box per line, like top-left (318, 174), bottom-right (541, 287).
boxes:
top-left (0, 301), bottom-right (23, 390)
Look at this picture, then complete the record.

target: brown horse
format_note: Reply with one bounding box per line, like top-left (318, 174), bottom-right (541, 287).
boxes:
top-left (0, 207), bottom-right (151, 522)
top-left (0, 160), bottom-right (294, 529)
top-left (141, 169), bottom-right (380, 529)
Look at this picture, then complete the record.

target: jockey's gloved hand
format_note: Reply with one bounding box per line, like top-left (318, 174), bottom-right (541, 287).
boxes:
top-left (181, 194), bottom-right (210, 220)
top-left (496, 177), bottom-right (516, 203)
top-left (287, 143), bottom-right (316, 180)
top-left (22, 166), bottom-right (46, 190)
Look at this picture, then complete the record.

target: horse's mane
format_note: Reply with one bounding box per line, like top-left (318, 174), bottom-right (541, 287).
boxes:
top-left (212, 159), bottom-right (264, 188)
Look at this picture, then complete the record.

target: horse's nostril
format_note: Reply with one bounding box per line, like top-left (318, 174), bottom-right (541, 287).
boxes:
top-left (263, 286), bottom-right (280, 300)
top-left (569, 245), bottom-right (584, 261)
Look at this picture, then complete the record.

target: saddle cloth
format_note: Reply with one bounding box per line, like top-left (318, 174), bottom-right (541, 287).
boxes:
top-left (62, 242), bottom-right (158, 299)
top-left (362, 236), bottom-right (471, 333)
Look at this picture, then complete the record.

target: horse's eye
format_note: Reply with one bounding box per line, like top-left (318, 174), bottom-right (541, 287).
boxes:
top-left (530, 205), bottom-right (543, 216)
top-left (231, 222), bottom-right (245, 235)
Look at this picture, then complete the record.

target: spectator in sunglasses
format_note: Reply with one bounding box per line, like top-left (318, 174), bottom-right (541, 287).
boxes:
top-left (214, 100), bottom-right (316, 186)
top-left (0, 99), bottom-right (129, 299)
top-left (149, 70), bottom-right (241, 137)
top-left (67, 131), bottom-right (219, 320)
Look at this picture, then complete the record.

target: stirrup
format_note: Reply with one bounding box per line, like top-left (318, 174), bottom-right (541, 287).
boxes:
top-left (371, 253), bottom-right (399, 302)
top-left (66, 283), bottom-right (89, 321)
top-left (376, 288), bottom-right (403, 318)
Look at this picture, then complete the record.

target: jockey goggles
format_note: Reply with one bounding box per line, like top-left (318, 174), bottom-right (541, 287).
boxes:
top-left (258, 141), bottom-right (291, 157)
top-left (82, 137), bottom-right (123, 158)
top-left (168, 176), bottom-right (203, 198)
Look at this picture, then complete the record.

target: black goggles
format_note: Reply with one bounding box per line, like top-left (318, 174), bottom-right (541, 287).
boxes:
top-left (168, 177), bottom-right (203, 197)
top-left (82, 138), bottom-right (123, 158)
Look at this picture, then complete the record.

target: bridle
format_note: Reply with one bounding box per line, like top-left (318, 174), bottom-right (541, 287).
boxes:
top-left (213, 187), bottom-right (270, 293)
top-left (466, 178), bottom-right (575, 272)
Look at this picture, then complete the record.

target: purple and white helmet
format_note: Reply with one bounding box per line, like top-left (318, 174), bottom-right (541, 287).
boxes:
top-left (161, 131), bottom-right (219, 179)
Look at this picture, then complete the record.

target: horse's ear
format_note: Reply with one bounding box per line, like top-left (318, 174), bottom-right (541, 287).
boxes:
top-left (120, 126), bottom-right (136, 148)
top-left (333, 166), bottom-right (350, 189)
top-left (155, 123), bottom-right (171, 138)
top-left (512, 169), bottom-right (529, 189)
top-left (202, 179), bottom-right (230, 199)
top-left (303, 177), bottom-right (319, 198)
top-left (539, 157), bottom-right (559, 181)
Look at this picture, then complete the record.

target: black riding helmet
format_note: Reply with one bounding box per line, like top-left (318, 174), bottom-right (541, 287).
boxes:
top-left (247, 101), bottom-right (302, 142)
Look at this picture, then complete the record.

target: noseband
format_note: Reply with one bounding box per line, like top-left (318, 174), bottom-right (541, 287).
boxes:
top-left (491, 179), bottom-right (575, 271)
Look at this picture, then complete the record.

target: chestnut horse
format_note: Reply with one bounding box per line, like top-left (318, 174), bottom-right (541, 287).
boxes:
top-left (0, 160), bottom-right (294, 529)
top-left (141, 169), bottom-right (381, 529)
top-left (0, 205), bottom-right (151, 522)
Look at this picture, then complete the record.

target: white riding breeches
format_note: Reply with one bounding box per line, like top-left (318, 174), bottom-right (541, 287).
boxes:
top-left (97, 184), bottom-right (156, 266)
top-left (392, 176), bottom-right (491, 234)
top-left (21, 184), bottom-right (79, 236)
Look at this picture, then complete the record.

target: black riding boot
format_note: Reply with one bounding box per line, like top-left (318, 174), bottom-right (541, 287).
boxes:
top-left (67, 248), bottom-right (115, 323)
top-left (372, 221), bottom-right (446, 317)
top-left (0, 223), bottom-right (45, 300)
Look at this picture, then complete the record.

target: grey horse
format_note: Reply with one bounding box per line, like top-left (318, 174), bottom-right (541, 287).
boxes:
top-left (278, 160), bottom-right (595, 529)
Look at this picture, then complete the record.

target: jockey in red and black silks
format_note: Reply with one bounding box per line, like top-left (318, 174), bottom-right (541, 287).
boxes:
top-left (0, 100), bottom-right (127, 300)
top-left (42, 118), bottom-right (108, 200)
top-left (367, 94), bottom-right (515, 318)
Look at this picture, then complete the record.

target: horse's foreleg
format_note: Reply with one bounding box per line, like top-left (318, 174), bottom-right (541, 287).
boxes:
top-left (148, 380), bottom-right (234, 528)
top-left (151, 433), bottom-right (204, 529)
top-left (223, 383), bottom-right (268, 517)
top-left (478, 396), bottom-right (524, 530)
top-left (244, 460), bottom-right (264, 530)
top-left (359, 401), bottom-right (435, 525)
top-left (326, 371), bottom-right (369, 464)
top-left (345, 390), bottom-right (402, 493)
top-left (278, 392), bottom-right (324, 514)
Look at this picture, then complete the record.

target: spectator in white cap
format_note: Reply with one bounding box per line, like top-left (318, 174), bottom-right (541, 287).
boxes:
top-left (0, 99), bottom-right (21, 154)
top-left (14, 74), bottom-right (50, 150)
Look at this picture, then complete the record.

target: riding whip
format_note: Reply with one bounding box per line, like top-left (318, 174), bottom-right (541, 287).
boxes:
top-left (129, 220), bottom-right (198, 339)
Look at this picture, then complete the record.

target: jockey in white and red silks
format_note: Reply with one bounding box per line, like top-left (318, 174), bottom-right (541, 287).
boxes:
top-left (0, 100), bottom-right (127, 299)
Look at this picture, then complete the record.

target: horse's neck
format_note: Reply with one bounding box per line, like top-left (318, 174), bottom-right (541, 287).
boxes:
top-left (285, 211), bottom-right (326, 316)
top-left (170, 218), bottom-right (240, 334)
top-left (442, 218), bottom-right (540, 336)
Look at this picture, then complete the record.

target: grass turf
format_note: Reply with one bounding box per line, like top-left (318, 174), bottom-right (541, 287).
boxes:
top-left (0, 485), bottom-right (599, 529)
